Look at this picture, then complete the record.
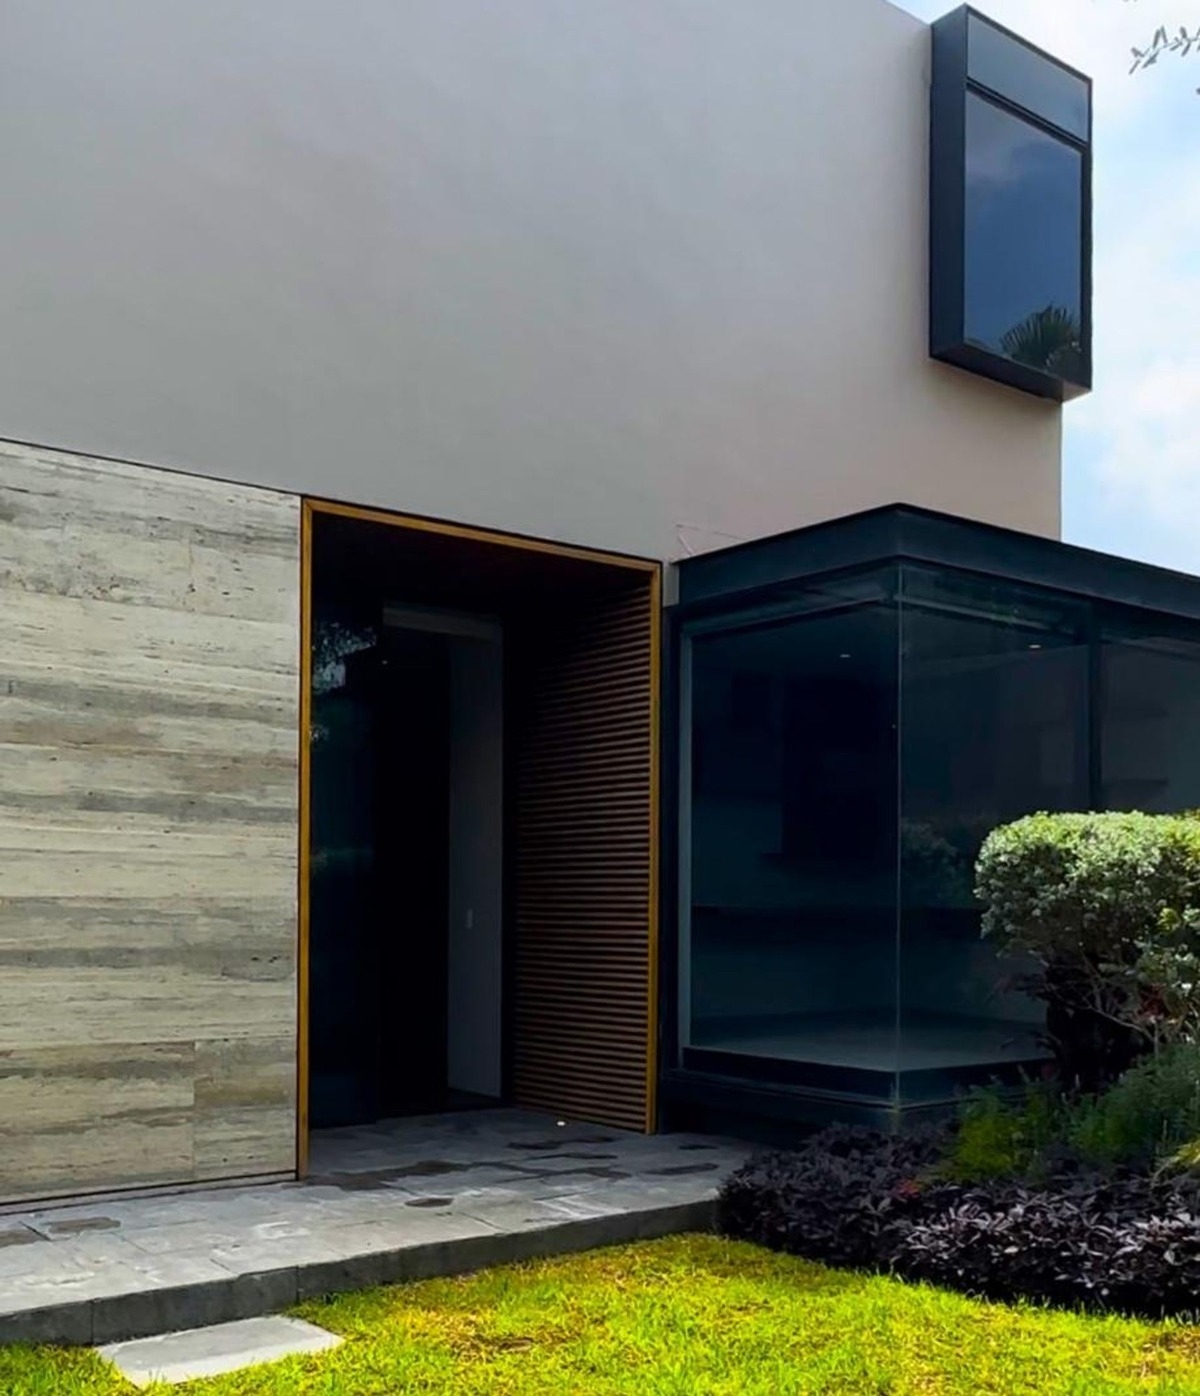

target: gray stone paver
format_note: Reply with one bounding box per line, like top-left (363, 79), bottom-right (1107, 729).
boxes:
top-left (0, 1109), bottom-right (749, 1346)
top-left (99, 1315), bottom-right (342, 1388)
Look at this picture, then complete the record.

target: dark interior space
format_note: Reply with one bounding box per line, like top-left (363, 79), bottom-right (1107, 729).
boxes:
top-left (311, 632), bottom-right (453, 1125)
top-left (307, 507), bottom-right (656, 1135)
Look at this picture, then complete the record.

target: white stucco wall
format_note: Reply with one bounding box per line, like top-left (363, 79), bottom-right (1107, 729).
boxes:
top-left (0, 0), bottom-right (1061, 559)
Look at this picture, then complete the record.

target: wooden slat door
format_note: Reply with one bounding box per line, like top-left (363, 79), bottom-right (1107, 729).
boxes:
top-left (511, 577), bottom-right (658, 1132)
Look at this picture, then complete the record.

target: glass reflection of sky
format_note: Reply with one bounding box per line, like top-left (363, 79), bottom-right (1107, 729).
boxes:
top-left (967, 14), bottom-right (1089, 142)
top-left (963, 93), bottom-right (1083, 373)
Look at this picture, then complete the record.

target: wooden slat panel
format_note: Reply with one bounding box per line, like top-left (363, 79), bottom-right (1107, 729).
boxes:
top-left (512, 580), bottom-right (656, 1133)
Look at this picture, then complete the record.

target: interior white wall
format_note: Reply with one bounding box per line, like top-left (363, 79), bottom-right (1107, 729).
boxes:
top-left (446, 634), bottom-right (504, 1099)
top-left (0, 0), bottom-right (1062, 557)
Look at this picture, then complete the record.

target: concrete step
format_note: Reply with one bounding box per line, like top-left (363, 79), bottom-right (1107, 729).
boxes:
top-left (0, 1195), bottom-right (717, 1347)
top-left (98, 1315), bottom-right (342, 1388)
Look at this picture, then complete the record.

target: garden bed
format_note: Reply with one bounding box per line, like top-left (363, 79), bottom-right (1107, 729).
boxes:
top-left (718, 1121), bottom-right (1200, 1319)
top-left (714, 807), bottom-right (1200, 1319)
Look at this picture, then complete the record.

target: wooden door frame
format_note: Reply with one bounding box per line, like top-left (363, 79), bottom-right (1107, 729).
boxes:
top-left (297, 497), bottom-right (661, 1176)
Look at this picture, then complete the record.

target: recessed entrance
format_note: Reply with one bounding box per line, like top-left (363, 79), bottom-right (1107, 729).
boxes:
top-left (300, 502), bottom-right (659, 1170)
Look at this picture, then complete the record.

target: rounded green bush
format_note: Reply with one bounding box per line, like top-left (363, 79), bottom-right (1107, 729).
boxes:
top-left (976, 812), bottom-right (1200, 1088)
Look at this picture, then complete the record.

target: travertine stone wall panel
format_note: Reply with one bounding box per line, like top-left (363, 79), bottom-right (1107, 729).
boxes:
top-left (0, 441), bottom-right (300, 1203)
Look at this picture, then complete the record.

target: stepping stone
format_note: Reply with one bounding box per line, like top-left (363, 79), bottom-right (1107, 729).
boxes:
top-left (97, 1315), bottom-right (342, 1387)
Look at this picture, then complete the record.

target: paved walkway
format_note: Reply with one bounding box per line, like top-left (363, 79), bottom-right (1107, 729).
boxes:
top-left (0, 1110), bottom-right (749, 1346)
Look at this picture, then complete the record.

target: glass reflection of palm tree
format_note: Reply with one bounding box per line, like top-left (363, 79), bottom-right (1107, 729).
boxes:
top-left (999, 304), bottom-right (1085, 382)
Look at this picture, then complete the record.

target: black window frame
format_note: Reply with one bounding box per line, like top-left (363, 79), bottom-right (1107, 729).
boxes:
top-left (930, 5), bottom-right (1093, 402)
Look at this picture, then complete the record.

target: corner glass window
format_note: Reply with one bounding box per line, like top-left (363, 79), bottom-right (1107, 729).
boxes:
top-left (964, 93), bottom-right (1085, 385)
top-left (680, 570), bottom-right (900, 1100)
top-left (968, 13), bottom-right (1089, 140)
top-left (897, 567), bottom-right (1089, 1103)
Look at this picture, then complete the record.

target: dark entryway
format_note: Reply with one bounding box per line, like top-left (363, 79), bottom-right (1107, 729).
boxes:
top-left (370, 630), bottom-right (452, 1116)
top-left (309, 618), bottom-right (499, 1128)
top-left (303, 502), bottom-right (659, 1156)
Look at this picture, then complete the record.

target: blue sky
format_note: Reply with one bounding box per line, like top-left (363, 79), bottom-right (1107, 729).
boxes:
top-left (897, 0), bottom-right (1200, 573)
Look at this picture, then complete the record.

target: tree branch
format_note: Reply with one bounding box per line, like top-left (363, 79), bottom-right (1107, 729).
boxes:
top-left (1129, 21), bottom-right (1200, 75)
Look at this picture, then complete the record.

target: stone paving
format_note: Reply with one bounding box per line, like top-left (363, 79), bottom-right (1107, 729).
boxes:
top-left (0, 1109), bottom-right (750, 1346)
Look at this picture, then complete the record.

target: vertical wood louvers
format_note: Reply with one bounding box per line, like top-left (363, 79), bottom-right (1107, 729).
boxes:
top-left (512, 579), bottom-right (656, 1132)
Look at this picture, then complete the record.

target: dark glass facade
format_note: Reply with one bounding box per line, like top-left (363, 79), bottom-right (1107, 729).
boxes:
top-left (683, 572), bottom-right (899, 1100)
top-left (669, 508), bottom-right (1200, 1123)
top-left (966, 11), bottom-right (1089, 140)
top-left (930, 7), bottom-right (1091, 402)
top-left (896, 568), bottom-right (1089, 1103)
top-left (1100, 618), bottom-right (1200, 814)
top-left (963, 94), bottom-right (1084, 382)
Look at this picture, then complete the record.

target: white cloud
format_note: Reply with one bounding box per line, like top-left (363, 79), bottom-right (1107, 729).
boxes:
top-left (1073, 160), bottom-right (1200, 567)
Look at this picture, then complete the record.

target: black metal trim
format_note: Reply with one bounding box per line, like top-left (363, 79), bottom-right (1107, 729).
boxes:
top-left (932, 338), bottom-right (1088, 403)
top-left (930, 6), bottom-right (968, 364)
top-left (964, 6), bottom-right (1093, 108)
top-left (682, 1047), bottom-right (895, 1101)
top-left (677, 505), bottom-right (1200, 625)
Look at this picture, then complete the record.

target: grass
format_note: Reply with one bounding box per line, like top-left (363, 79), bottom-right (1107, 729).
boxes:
top-left (7, 1235), bottom-right (1200, 1394)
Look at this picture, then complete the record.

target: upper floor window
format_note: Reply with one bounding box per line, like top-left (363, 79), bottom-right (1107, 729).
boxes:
top-left (930, 8), bottom-right (1092, 402)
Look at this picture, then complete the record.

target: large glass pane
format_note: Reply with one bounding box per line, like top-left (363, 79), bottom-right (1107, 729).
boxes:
top-left (309, 606), bottom-right (382, 1128)
top-left (964, 93), bottom-right (1085, 385)
top-left (1101, 617), bottom-right (1200, 812)
top-left (968, 13), bottom-right (1089, 140)
top-left (681, 570), bottom-right (899, 1099)
top-left (898, 568), bottom-right (1089, 1101)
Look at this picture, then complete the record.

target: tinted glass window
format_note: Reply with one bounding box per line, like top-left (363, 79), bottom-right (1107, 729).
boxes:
top-left (681, 576), bottom-right (899, 1099)
top-left (1100, 620), bottom-right (1200, 813)
top-left (964, 93), bottom-right (1085, 385)
top-left (898, 567), bottom-right (1089, 1102)
top-left (968, 13), bottom-right (1089, 139)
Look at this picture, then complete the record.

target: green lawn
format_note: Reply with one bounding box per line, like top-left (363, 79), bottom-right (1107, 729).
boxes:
top-left (7, 1235), bottom-right (1200, 1394)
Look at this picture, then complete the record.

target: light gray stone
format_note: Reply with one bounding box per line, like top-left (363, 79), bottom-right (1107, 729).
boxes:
top-left (0, 1108), bottom-right (752, 1344)
top-left (98, 1316), bottom-right (341, 1387)
top-left (0, 442), bottom-right (300, 1206)
top-left (455, 1194), bottom-right (622, 1231)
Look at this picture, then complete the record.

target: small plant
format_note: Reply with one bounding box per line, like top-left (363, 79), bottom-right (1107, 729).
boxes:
top-left (941, 1084), bottom-right (1063, 1183)
top-left (1068, 1042), bottom-right (1200, 1169)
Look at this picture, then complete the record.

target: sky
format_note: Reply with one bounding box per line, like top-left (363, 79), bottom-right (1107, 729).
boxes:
top-left (897, 0), bottom-right (1200, 573)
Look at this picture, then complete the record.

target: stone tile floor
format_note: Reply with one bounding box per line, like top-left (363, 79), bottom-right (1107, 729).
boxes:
top-left (0, 1110), bottom-right (750, 1344)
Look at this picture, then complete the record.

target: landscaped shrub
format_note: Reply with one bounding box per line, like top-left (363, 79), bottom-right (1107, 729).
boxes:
top-left (716, 1125), bottom-right (946, 1269)
top-left (933, 1047), bottom-right (1200, 1183)
top-left (976, 811), bottom-right (1200, 1091)
top-left (941, 1082), bottom-right (1063, 1183)
top-left (896, 1171), bottom-right (1200, 1317)
top-left (719, 1126), bottom-right (1200, 1317)
top-left (1067, 1041), bottom-right (1200, 1169)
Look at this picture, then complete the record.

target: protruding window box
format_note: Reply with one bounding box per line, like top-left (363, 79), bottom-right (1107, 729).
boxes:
top-left (930, 7), bottom-right (1092, 402)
